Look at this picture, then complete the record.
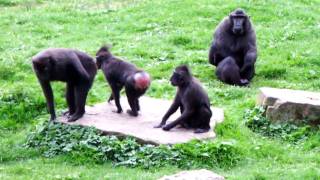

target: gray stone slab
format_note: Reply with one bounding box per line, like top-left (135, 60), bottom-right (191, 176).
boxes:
top-left (58, 96), bottom-right (224, 145)
top-left (159, 169), bottom-right (225, 180)
top-left (257, 87), bottom-right (320, 124)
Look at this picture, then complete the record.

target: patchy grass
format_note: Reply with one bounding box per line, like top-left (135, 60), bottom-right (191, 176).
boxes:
top-left (0, 0), bottom-right (319, 179)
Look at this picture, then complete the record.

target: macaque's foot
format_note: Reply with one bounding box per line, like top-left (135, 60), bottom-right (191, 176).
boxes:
top-left (112, 108), bottom-right (123, 114)
top-left (162, 125), bottom-right (172, 131)
top-left (63, 110), bottom-right (75, 117)
top-left (194, 128), bottom-right (210, 134)
top-left (127, 109), bottom-right (138, 117)
top-left (240, 79), bottom-right (249, 86)
top-left (67, 113), bottom-right (84, 122)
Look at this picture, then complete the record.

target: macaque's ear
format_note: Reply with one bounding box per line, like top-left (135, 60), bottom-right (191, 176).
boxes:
top-left (100, 45), bottom-right (110, 52)
top-left (96, 44), bottom-right (112, 56)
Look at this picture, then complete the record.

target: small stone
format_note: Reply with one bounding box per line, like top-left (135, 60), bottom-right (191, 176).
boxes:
top-left (159, 169), bottom-right (225, 180)
top-left (257, 87), bottom-right (320, 125)
top-left (58, 97), bottom-right (224, 145)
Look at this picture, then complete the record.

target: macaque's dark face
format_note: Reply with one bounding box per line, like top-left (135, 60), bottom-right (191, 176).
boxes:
top-left (95, 55), bottom-right (103, 69)
top-left (170, 67), bottom-right (189, 86)
top-left (32, 60), bottom-right (51, 80)
top-left (95, 47), bottom-right (111, 69)
top-left (170, 71), bottom-right (182, 86)
top-left (230, 14), bottom-right (247, 35)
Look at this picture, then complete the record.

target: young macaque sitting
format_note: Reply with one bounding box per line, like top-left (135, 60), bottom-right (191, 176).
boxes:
top-left (154, 65), bottom-right (212, 133)
top-left (96, 46), bottom-right (151, 116)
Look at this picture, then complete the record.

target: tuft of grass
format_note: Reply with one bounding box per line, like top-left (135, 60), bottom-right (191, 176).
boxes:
top-left (258, 66), bottom-right (287, 79)
top-left (0, 0), bottom-right (18, 6)
top-left (0, 0), bottom-right (42, 7)
top-left (170, 36), bottom-right (192, 46)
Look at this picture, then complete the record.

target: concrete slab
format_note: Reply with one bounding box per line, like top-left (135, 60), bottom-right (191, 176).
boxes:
top-left (258, 87), bottom-right (320, 106)
top-left (159, 169), bottom-right (225, 180)
top-left (58, 96), bottom-right (224, 145)
top-left (258, 87), bottom-right (320, 125)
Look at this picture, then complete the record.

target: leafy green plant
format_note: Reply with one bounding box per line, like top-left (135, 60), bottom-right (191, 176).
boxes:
top-left (244, 106), bottom-right (319, 145)
top-left (25, 122), bottom-right (242, 169)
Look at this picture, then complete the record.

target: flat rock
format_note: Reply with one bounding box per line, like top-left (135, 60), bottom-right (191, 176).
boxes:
top-left (159, 169), bottom-right (225, 180)
top-left (257, 87), bottom-right (320, 125)
top-left (58, 96), bottom-right (224, 145)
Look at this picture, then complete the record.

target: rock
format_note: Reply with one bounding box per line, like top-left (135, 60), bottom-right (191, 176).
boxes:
top-left (58, 96), bottom-right (224, 145)
top-left (257, 87), bottom-right (320, 125)
top-left (159, 169), bottom-right (225, 180)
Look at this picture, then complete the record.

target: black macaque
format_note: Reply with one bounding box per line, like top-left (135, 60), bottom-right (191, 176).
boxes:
top-left (32, 48), bottom-right (97, 122)
top-left (96, 46), bottom-right (151, 117)
top-left (209, 8), bottom-right (257, 86)
top-left (154, 65), bottom-right (212, 133)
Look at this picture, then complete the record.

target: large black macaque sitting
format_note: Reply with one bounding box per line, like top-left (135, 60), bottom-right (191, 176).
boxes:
top-left (209, 8), bottom-right (257, 86)
top-left (32, 48), bottom-right (97, 122)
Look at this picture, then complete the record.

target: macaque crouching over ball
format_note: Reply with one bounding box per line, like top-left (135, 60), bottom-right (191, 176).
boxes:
top-left (96, 46), bottom-right (151, 116)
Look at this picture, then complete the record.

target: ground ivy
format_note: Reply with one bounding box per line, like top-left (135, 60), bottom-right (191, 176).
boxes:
top-left (25, 122), bottom-right (242, 169)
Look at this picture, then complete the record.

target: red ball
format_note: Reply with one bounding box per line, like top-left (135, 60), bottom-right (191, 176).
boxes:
top-left (134, 72), bottom-right (150, 89)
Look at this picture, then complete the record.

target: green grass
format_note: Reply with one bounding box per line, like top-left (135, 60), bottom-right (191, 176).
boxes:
top-left (0, 0), bottom-right (319, 179)
top-left (0, 159), bottom-right (179, 179)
